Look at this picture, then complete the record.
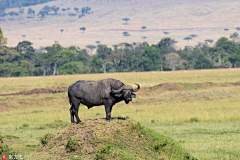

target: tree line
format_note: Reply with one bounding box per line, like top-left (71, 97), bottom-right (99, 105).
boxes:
top-left (0, 0), bottom-right (55, 11)
top-left (0, 5), bottom-right (91, 21)
top-left (1, 28), bottom-right (240, 77)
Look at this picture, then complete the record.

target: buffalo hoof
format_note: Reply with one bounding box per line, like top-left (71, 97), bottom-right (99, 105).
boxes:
top-left (71, 121), bottom-right (76, 123)
top-left (76, 121), bottom-right (82, 124)
top-left (107, 119), bottom-right (111, 122)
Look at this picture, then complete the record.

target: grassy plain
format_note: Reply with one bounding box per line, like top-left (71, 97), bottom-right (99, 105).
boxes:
top-left (0, 68), bottom-right (240, 159)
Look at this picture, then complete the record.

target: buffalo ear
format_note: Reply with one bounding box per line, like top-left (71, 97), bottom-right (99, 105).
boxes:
top-left (131, 94), bottom-right (136, 98)
top-left (114, 93), bottom-right (122, 97)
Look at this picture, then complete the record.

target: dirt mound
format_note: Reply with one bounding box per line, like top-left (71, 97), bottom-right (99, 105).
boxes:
top-left (0, 87), bottom-right (67, 96)
top-left (183, 82), bottom-right (220, 88)
top-left (146, 82), bottom-right (239, 93)
top-left (30, 119), bottom-right (195, 160)
top-left (149, 83), bottom-right (182, 91)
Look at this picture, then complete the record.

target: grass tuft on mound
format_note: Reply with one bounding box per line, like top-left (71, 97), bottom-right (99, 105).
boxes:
top-left (31, 119), bottom-right (196, 160)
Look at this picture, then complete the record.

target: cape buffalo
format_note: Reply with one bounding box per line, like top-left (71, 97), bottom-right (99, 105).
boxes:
top-left (68, 78), bottom-right (140, 123)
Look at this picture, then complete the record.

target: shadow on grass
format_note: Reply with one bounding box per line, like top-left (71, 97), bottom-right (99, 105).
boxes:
top-left (86, 116), bottom-right (130, 121)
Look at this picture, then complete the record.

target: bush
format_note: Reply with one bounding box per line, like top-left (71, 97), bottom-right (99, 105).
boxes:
top-left (40, 133), bottom-right (54, 146)
top-left (65, 136), bottom-right (82, 153)
top-left (96, 144), bottom-right (111, 160)
top-left (22, 123), bottom-right (29, 127)
top-left (189, 117), bottom-right (199, 123)
top-left (0, 134), bottom-right (17, 156)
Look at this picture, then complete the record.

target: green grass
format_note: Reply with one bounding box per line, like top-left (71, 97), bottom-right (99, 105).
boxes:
top-left (145, 122), bottom-right (240, 160)
top-left (0, 69), bottom-right (240, 159)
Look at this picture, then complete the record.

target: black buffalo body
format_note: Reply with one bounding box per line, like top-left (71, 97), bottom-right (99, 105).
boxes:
top-left (68, 78), bottom-right (140, 123)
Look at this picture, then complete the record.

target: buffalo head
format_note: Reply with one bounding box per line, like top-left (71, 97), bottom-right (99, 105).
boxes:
top-left (111, 83), bottom-right (140, 104)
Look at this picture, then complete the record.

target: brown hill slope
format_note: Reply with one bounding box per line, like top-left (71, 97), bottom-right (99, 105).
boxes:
top-left (1, 0), bottom-right (240, 51)
top-left (30, 119), bottom-right (195, 160)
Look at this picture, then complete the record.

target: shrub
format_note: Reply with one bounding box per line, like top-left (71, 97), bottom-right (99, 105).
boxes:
top-left (65, 136), bottom-right (82, 152)
top-left (22, 123), bottom-right (29, 127)
top-left (189, 117), bottom-right (199, 123)
top-left (40, 133), bottom-right (54, 146)
top-left (0, 135), bottom-right (17, 156)
top-left (96, 144), bottom-right (111, 160)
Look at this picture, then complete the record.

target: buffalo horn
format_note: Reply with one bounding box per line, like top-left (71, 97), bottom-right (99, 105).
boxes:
top-left (133, 83), bottom-right (140, 92)
top-left (111, 85), bottom-right (125, 93)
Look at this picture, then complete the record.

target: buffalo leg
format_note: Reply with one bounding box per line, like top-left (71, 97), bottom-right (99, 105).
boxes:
top-left (109, 106), bottom-right (113, 119)
top-left (70, 106), bottom-right (75, 123)
top-left (104, 100), bottom-right (112, 122)
top-left (71, 98), bottom-right (82, 123)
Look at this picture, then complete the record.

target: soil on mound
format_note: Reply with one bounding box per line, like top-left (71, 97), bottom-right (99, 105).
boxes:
top-left (149, 83), bottom-right (182, 91)
top-left (31, 119), bottom-right (195, 160)
top-left (0, 87), bottom-right (67, 96)
top-left (145, 82), bottom-right (240, 93)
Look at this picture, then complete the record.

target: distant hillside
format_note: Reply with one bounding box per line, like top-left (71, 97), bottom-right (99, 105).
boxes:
top-left (0, 0), bottom-right (55, 11)
top-left (1, 0), bottom-right (240, 51)
top-left (31, 119), bottom-right (195, 160)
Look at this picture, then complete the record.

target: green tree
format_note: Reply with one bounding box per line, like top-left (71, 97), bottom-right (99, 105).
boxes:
top-left (8, 11), bottom-right (18, 20)
top-left (184, 37), bottom-right (192, 44)
top-left (15, 41), bottom-right (35, 61)
top-left (143, 45), bottom-right (160, 70)
top-left (38, 52), bottom-right (51, 76)
top-left (163, 31), bottom-right (170, 36)
top-left (216, 37), bottom-right (240, 67)
top-left (0, 11), bottom-right (8, 20)
top-left (229, 32), bottom-right (239, 42)
top-left (53, 49), bottom-right (78, 74)
top-left (45, 41), bottom-right (62, 75)
top-left (164, 53), bottom-right (180, 71)
top-left (52, 6), bottom-right (59, 15)
top-left (74, 7), bottom-right (79, 13)
top-left (59, 61), bottom-right (83, 74)
top-left (80, 27), bottom-right (86, 33)
top-left (91, 55), bottom-right (103, 73)
top-left (85, 6), bottom-right (91, 14)
top-left (122, 18), bottom-right (130, 22)
top-left (190, 34), bottom-right (197, 39)
top-left (0, 47), bottom-right (21, 77)
top-left (157, 38), bottom-right (176, 71)
top-left (138, 56), bottom-right (155, 71)
top-left (42, 6), bottom-right (50, 15)
top-left (141, 36), bottom-right (147, 41)
top-left (86, 45), bottom-right (96, 54)
top-left (194, 54), bottom-right (214, 69)
top-left (12, 60), bottom-right (33, 77)
top-left (0, 27), bottom-right (7, 47)
top-left (81, 7), bottom-right (86, 16)
top-left (107, 51), bottom-right (124, 72)
top-left (27, 8), bottom-right (35, 17)
top-left (38, 10), bottom-right (46, 18)
top-left (96, 44), bottom-right (112, 74)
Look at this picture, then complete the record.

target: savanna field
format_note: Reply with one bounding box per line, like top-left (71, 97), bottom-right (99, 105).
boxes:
top-left (0, 69), bottom-right (240, 159)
